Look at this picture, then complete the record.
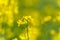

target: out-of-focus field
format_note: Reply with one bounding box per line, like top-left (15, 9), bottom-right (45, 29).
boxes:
top-left (0, 0), bottom-right (60, 40)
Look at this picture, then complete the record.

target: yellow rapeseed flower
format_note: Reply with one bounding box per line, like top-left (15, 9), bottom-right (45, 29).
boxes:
top-left (17, 20), bottom-right (22, 27)
top-left (53, 32), bottom-right (60, 40)
top-left (43, 16), bottom-right (52, 22)
top-left (3, 0), bottom-right (8, 6)
top-left (56, 16), bottom-right (60, 21)
top-left (50, 29), bottom-right (56, 36)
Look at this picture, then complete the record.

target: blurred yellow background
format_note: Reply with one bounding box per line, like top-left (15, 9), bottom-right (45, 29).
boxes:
top-left (0, 0), bottom-right (60, 40)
